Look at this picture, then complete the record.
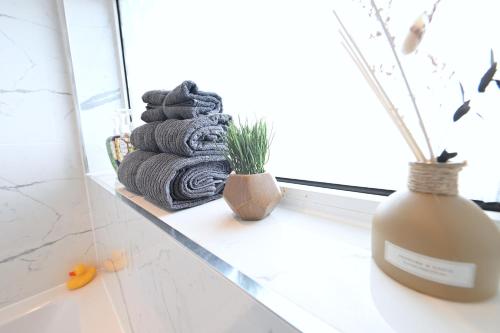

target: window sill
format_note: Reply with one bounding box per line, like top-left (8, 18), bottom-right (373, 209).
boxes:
top-left (280, 182), bottom-right (500, 228)
top-left (87, 174), bottom-right (500, 333)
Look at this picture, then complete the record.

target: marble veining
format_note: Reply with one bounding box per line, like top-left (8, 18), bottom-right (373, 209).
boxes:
top-left (0, 12), bottom-right (57, 31)
top-left (88, 178), bottom-right (302, 333)
top-left (0, 0), bottom-right (94, 307)
top-left (80, 88), bottom-right (121, 110)
top-left (108, 178), bottom-right (500, 333)
top-left (0, 89), bottom-right (71, 95)
top-left (0, 228), bottom-right (93, 265)
top-left (61, 0), bottom-right (126, 173)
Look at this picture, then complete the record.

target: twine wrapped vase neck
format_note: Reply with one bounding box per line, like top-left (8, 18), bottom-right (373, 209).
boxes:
top-left (407, 161), bottom-right (466, 196)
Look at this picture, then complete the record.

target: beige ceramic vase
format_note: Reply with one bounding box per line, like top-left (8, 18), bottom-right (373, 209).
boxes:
top-left (372, 162), bottom-right (500, 302)
top-left (223, 172), bottom-right (282, 221)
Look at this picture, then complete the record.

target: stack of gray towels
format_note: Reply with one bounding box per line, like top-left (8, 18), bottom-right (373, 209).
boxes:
top-left (117, 81), bottom-right (232, 210)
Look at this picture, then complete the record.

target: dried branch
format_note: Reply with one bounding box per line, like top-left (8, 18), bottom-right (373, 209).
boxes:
top-left (370, 0), bottom-right (435, 161)
top-left (334, 10), bottom-right (425, 162)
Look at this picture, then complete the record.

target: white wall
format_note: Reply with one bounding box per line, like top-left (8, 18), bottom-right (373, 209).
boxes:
top-left (0, 0), bottom-right (94, 306)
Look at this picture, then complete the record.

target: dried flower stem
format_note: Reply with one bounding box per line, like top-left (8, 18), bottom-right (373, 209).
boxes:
top-left (334, 11), bottom-right (426, 162)
top-left (370, 0), bottom-right (435, 161)
top-left (340, 40), bottom-right (425, 161)
top-left (427, 0), bottom-right (443, 23)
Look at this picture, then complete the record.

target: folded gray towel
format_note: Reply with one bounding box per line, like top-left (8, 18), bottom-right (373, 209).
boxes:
top-left (142, 81), bottom-right (222, 120)
top-left (117, 150), bottom-right (157, 194)
top-left (142, 90), bottom-right (170, 106)
top-left (154, 114), bottom-right (231, 156)
top-left (130, 122), bottom-right (161, 152)
top-left (132, 114), bottom-right (230, 156)
top-left (141, 107), bottom-right (167, 123)
top-left (135, 153), bottom-right (230, 210)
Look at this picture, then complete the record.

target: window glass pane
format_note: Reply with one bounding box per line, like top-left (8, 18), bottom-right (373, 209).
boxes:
top-left (119, 0), bottom-right (500, 202)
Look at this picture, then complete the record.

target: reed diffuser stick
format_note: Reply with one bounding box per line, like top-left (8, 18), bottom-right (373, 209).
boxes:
top-left (370, 0), bottom-right (435, 161)
top-left (340, 40), bottom-right (425, 161)
top-left (334, 11), bottom-right (426, 162)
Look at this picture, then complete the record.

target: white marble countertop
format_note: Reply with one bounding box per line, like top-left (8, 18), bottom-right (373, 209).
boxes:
top-left (92, 174), bottom-right (500, 333)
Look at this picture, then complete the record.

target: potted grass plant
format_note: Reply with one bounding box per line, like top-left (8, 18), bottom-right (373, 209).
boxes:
top-left (223, 119), bottom-right (282, 221)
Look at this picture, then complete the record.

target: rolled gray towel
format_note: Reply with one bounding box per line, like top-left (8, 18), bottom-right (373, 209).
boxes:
top-left (141, 107), bottom-right (167, 123)
top-left (135, 153), bottom-right (231, 210)
top-left (117, 150), bottom-right (157, 194)
top-left (155, 114), bottom-right (231, 156)
top-left (142, 81), bottom-right (223, 119)
top-left (130, 122), bottom-right (161, 152)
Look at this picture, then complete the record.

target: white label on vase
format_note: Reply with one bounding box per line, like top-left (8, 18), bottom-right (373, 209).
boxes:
top-left (384, 241), bottom-right (476, 288)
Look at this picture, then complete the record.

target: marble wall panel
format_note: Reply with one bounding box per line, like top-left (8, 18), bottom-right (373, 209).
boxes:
top-left (0, 0), bottom-right (94, 306)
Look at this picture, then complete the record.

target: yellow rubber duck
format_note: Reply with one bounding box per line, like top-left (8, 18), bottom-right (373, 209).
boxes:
top-left (66, 264), bottom-right (96, 290)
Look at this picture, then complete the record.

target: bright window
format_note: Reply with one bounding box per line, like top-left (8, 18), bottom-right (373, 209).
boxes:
top-left (118, 0), bottom-right (500, 203)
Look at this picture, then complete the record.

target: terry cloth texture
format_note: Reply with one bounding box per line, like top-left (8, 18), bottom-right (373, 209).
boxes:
top-left (141, 81), bottom-right (222, 120)
top-left (117, 150), bottom-right (157, 194)
top-left (130, 121), bottom-right (162, 152)
top-left (142, 90), bottom-right (170, 106)
top-left (154, 114), bottom-right (231, 156)
top-left (141, 106), bottom-right (167, 123)
top-left (135, 153), bottom-right (231, 210)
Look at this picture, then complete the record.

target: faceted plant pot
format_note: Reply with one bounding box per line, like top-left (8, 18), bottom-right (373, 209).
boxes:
top-left (223, 172), bottom-right (282, 221)
top-left (372, 162), bottom-right (500, 302)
